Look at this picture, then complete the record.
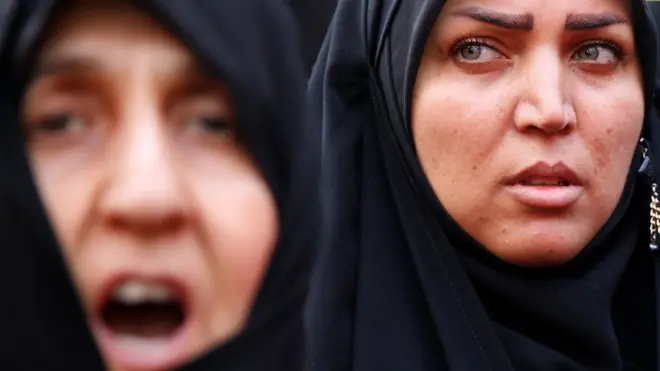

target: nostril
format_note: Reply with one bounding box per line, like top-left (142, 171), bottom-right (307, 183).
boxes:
top-left (106, 212), bottom-right (187, 237)
top-left (532, 120), bottom-right (570, 135)
top-left (100, 186), bottom-right (190, 236)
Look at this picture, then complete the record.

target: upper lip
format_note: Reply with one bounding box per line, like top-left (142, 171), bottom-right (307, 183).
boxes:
top-left (506, 161), bottom-right (582, 186)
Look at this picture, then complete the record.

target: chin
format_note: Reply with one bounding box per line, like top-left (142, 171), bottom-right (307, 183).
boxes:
top-left (485, 233), bottom-right (589, 268)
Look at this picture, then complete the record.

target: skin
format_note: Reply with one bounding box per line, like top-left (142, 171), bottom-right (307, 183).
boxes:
top-left (412, 0), bottom-right (643, 266)
top-left (21, 1), bottom-right (278, 369)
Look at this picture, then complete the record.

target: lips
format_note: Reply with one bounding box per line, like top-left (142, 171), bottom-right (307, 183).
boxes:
top-left (91, 274), bottom-right (193, 369)
top-left (505, 162), bottom-right (584, 208)
top-left (506, 162), bottom-right (582, 186)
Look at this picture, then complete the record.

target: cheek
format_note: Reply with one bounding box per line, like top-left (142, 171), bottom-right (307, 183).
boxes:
top-left (27, 151), bottom-right (101, 262)
top-left (580, 89), bottom-right (644, 203)
top-left (411, 73), bottom-right (510, 205)
top-left (190, 153), bottom-right (278, 314)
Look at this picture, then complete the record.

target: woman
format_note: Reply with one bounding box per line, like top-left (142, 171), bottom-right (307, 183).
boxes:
top-left (0, 0), bottom-right (318, 370)
top-left (308, 0), bottom-right (659, 370)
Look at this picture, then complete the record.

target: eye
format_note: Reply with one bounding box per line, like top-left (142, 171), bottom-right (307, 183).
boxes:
top-left (452, 39), bottom-right (505, 63)
top-left (571, 41), bottom-right (622, 64)
top-left (28, 113), bottom-right (86, 137)
top-left (189, 115), bottom-right (234, 137)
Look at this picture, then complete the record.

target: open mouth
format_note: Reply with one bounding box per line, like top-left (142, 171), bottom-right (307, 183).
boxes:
top-left (100, 280), bottom-right (186, 339)
top-left (92, 277), bottom-right (193, 369)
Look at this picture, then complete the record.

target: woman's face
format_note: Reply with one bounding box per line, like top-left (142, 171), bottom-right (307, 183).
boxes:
top-left (21, 1), bottom-right (278, 370)
top-left (412, 0), bottom-right (643, 266)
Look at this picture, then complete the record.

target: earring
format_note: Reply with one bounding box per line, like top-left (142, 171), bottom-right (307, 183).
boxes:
top-left (640, 138), bottom-right (660, 250)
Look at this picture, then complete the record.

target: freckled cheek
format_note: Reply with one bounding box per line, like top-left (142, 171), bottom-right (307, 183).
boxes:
top-left (580, 100), bottom-right (643, 183)
top-left (412, 89), bottom-right (505, 181)
top-left (577, 103), bottom-right (643, 219)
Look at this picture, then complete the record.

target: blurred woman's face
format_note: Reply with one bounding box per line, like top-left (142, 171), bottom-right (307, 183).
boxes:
top-left (21, 1), bottom-right (278, 370)
top-left (412, 0), bottom-right (643, 266)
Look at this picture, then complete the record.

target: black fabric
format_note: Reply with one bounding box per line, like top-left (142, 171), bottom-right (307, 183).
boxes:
top-left (287, 0), bottom-right (338, 75)
top-left (0, 1), bottom-right (318, 370)
top-left (307, 0), bottom-right (660, 370)
top-left (650, 2), bottom-right (660, 60)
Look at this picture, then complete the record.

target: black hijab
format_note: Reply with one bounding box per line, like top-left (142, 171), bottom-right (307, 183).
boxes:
top-left (0, 1), bottom-right (318, 370)
top-left (308, 0), bottom-right (660, 370)
top-left (287, 0), bottom-right (338, 74)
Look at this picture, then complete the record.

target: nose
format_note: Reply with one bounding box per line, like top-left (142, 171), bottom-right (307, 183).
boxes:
top-left (513, 49), bottom-right (576, 134)
top-left (98, 111), bottom-right (190, 237)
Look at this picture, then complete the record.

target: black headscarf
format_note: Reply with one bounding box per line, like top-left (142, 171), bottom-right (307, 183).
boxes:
top-left (286, 0), bottom-right (338, 74)
top-left (0, 1), bottom-right (318, 370)
top-left (308, 0), bottom-right (660, 370)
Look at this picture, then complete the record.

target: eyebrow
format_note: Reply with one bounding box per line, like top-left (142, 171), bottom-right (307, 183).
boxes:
top-left (29, 54), bottom-right (216, 85)
top-left (450, 7), bottom-right (629, 31)
top-left (30, 55), bottom-right (101, 81)
top-left (450, 6), bottom-right (533, 30)
top-left (565, 12), bottom-right (629, 30)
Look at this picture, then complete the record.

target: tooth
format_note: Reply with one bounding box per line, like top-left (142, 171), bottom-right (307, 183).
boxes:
top-left (112, 281), bottom-right (177, 305)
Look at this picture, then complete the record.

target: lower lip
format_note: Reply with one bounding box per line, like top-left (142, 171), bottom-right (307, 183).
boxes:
top-left (505, 184), bottom-right (582, 208)
top-left (91, 318), bottom-right (192, 370)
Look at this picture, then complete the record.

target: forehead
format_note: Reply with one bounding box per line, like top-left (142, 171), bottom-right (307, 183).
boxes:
top-left (442, 0), bottom-right (632, 19)
top-left (34, 1), bottom-right (195, 74)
